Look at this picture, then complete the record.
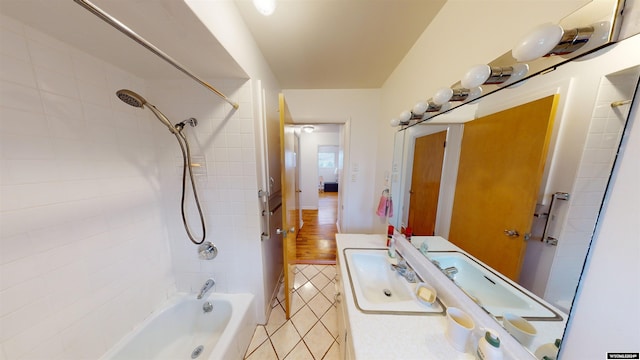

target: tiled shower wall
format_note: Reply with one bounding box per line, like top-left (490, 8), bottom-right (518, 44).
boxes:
top-left (0, 16), bottom-right (176, 359)
top-left (545, 69), bottom-right (639, 310)
top-left (145, 78), bottom-right (266, 313)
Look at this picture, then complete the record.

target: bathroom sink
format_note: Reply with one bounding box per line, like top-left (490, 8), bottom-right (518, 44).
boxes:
top-left (428, 251), bottom-right (562, 320)
top-left (343, 248), bottom-right (444, 315)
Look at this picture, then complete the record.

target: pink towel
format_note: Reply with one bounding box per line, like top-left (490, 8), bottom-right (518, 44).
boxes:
top-left (376, 194), bottom-right (388, 217)
top-left (376, 190), bottom-right (393, 217)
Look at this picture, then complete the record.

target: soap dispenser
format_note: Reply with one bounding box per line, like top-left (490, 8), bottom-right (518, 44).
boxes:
top-left (477, 329), bottom-right (502, 360)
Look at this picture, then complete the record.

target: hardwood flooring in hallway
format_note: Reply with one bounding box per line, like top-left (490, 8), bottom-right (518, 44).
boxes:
top-left (296, 192), bottom-right (338, 264)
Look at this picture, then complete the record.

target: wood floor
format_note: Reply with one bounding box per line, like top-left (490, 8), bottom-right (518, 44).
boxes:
top-left (296, 191), bottom-right (338, 264)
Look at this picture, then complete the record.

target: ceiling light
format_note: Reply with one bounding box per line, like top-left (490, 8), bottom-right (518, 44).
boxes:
top-left (253, 0), bottom-right (276, 16)
top-left (302, 125), bottom-right (314, 133)
top-left (512, 23), bottom-right (594, 62)
top-left (412, 101), bottom-right (429, 116)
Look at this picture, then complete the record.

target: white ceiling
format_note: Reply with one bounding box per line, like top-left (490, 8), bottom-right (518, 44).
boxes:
top-left (232, 0), bottom-right (446, 89)
top-left (0, 0), bottom-right (594, 91)
top-left (0, 0), bottom-right (444, 89)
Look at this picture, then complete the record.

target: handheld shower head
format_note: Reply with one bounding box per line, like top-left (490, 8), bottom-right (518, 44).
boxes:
top-left (115, 89), bottom-right (176, 133)
top-left (116, 89), bottom-right (146, 108)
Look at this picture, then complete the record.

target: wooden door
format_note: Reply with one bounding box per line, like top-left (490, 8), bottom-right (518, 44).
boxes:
top-left (279, 94), bottom-right (299, 318)
top-left (408, 131), bottom-right (447, 235)
top-left (449, 95), bottom-right (559, 281)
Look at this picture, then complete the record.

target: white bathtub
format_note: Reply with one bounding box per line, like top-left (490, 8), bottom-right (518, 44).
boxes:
top-left (100, 292), bottom-right (256, 360)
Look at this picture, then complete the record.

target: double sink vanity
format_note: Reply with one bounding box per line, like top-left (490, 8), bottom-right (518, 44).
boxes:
top-left (335, 234), bottom-right (567, 360)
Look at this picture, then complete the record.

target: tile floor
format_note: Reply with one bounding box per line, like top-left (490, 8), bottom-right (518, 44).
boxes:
top-left (244, 264), bottom-right (340, 360)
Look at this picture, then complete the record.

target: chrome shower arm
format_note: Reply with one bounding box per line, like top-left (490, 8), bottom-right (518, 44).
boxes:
top-left (73, 0), bottom-right (239, 110)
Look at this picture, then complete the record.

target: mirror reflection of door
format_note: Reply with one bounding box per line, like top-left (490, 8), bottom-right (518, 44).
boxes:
top-left (449, 95), bottom-right (559, 281)
top-left (408, 131), bottom-right (447, 235)
top-left (279, 94), bottom-right (299, 319)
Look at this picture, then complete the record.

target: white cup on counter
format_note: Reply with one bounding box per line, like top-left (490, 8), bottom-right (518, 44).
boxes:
top-left (445, 307), bottom-right (475, 352)
top-left (503, 313), bottom-right (537, 347)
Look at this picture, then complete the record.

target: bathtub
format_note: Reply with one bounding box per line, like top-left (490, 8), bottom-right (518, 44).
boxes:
top-left (100, 292), bottom-right (256, 360)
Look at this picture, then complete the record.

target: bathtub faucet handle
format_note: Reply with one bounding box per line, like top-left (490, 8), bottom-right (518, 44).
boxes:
top-left (197, 278), bottom-right (215, 299)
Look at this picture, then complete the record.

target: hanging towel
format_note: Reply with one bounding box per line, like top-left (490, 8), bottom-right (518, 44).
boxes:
top-left (376, 189), bottom-right (393, 217)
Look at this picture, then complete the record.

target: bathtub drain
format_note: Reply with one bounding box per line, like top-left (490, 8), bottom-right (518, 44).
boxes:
top-left (191, 345), bottom-right (204, 359)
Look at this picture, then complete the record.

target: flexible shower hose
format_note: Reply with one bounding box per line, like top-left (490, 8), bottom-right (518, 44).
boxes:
top-left (174, 129), bottom-right (206, 245)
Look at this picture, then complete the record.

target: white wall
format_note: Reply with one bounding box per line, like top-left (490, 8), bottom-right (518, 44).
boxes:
top-left (282, 89), bottom-right (383, 233)
top-left (299, 132), bottom-right (340, 210)
top-left (560, 72), bottom-right (639, 359)
top-left (145, 78), bottom-right (268, 320)
top-left (185, 0), bottom-right (284, 323)
top-left (0, 16), bottom-right (175, 359)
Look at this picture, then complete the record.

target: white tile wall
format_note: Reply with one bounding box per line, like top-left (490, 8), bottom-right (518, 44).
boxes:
top-left (545, 70), bottom-right (639, 310)
top-left (0, 15), bottom-right (176, 359)
top-left (145, 78), bottom-right (267, 321)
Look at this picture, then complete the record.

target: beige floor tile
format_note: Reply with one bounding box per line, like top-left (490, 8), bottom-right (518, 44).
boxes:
top-left (271, 322), bottom-right (302, 359)
top-left (297, 281), bottom-right (319, 303)
top-left (284, 341), bottom-right (314, 360)
top-left (245, 339), bottom-right (277, 360)
top-left (301, 265), bottom-right (320, 279)
top-left (265, 304), bottom-right (287, 335)
top-left (322, 341), bottom-right (340, 360)
top-left (308, 292), bottom-right (332, 318)
top-left (320, 281), bottom-right (336, 304)
top-left (245, 325), bottom-right (268, 356)
top-left (321, 265), bottom-right (336, 280)
top-left (310, 272), bottom-right (330, 290)
top-left (294, 272), bottom-right (308, 290)
top-left (304, 322), bottom-right (334, 359)
top-left (320, 306), bottom-right (338, 339)
top-left (290, 291), bottom-right (305, 316)
top-left (291, 305), bottom-right (319, 337)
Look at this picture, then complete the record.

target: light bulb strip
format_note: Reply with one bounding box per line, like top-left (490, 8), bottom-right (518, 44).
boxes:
top-left (546, 26), bottom-right (594, 57)
top-left (485, 66), bottom-right (514, 85)
top-left (450, 88), bottom-right (470, 101)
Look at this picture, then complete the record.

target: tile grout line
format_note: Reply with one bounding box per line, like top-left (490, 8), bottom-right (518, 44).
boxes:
top-left (244, 265), bottom-right (338, 360)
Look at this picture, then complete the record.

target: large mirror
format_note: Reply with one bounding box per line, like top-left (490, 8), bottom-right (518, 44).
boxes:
top-left (389, 4), bottom-right (639, 357)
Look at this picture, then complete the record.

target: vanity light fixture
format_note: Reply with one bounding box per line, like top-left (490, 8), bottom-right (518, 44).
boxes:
top-left (301, 125), bottom-right (315, 133)
top-left (461, 64), bottom-right (530, 89)
top-left (512, 22), bottom-right (595, 62)
top-left (253, 0), bottom-right (277, 16)
top-left (433, 87), bottom-right (485, 105)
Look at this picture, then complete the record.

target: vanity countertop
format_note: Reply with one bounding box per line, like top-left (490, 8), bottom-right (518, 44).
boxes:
top-left (336, 233), bottom-right (544, 360)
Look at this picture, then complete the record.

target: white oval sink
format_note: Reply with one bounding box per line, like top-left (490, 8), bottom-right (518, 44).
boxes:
top-left (343, 248), bottom-right (444, 314)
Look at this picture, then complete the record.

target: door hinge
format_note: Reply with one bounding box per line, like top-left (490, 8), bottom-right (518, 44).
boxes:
top-left (524, 233), bottom-right (532, 241)
top-left (261, 232), bottom-right (269, 241)
top-left (258, 189), bottom-right (269, 198)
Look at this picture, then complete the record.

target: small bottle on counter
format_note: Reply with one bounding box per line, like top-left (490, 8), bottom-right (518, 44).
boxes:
top-left (405, 226), bottom-right (412, 242)
top-left (387, 225), bottom-right (394, 246)
top-left (477, 329), bottom-right (502, 360)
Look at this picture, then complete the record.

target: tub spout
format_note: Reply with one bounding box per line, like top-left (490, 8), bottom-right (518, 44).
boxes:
top-left (197, 279), bottom-right (215, 299)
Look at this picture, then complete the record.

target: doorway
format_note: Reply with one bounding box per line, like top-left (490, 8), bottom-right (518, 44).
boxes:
top-left (296, 124), bottom-right (343, 263)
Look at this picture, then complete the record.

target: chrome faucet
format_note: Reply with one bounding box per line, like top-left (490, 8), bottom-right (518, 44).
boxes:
top-left (391, 259), bottom-right (417, 283)
top-left (197, 278), bottom-right (215, 299)
top-left (443, 266), bottom-right (459, 280)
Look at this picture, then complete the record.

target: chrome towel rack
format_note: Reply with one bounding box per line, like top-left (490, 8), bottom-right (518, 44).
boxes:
top-left (537, 192), bottom-right (570, 246)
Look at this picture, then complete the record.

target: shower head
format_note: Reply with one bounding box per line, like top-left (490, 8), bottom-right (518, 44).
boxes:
top-left (116, 89), bottom-right (146, 108)
top-left (115, 89), bottom-right (177, 133)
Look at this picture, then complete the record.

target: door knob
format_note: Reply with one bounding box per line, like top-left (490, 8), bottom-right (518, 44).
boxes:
top-left (504, 229), bottom-right (520, 237)
top-left (276, 228), bottom-right (287, 236)
top-left (289, 227), bottom-right (296, 233)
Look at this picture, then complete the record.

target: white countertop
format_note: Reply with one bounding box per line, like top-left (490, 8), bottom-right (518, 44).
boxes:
top-left (336, 234), bottom-right (552, 360)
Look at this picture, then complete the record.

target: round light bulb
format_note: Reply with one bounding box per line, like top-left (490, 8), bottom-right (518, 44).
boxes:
top-left (433, 88), bottom-right (453, 106)
top-left (461, 64), bottom-right (491, 89)
top-left (399, 110), bottom-right (412, 122)
top-left (512, 23), bottom-right (564, 62)
top-left (390, 118), bottom-right (400, 127)
top-left (412, 101), bottom-right (429, 115)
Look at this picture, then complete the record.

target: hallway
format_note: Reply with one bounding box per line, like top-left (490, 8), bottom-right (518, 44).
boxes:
top-left (296, 192), bottom-right (338, 263)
